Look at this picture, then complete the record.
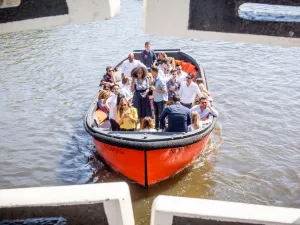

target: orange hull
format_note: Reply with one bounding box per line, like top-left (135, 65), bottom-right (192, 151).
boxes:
top-left (93, 135), bottom-right (210, 186)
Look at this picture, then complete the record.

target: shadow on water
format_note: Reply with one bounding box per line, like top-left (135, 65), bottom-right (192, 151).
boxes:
top-left (57, 118), bottom-right (100, 185)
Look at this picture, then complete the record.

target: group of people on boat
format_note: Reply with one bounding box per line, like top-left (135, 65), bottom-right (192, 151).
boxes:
top-left (97, 42), bottom-right (218, 132)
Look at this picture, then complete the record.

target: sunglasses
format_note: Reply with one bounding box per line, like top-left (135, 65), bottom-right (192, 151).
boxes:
top-left (108, 70), bottom-right (114, 72)
top-left (121, 104), bottom-right (127, 106)
top-left (186, 77), bottom-right (191, 80)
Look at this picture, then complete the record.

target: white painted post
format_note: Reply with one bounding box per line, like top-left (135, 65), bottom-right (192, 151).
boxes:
top-left (0, 182), bottom-right (135, 225)
top-left (151, 195), bottom-right (300, 225)
top-left (0, 0), bottom-right (120, 34)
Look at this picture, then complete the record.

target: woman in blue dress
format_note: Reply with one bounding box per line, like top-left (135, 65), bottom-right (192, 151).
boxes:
top-left (131, 66), bottom-right (152, 126)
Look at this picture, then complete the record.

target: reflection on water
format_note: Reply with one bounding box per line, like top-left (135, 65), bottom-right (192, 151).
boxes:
top-left (1, 0), bottom-right (300, 225)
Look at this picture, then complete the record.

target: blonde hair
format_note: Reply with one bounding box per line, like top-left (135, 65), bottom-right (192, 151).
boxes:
top-left (191, 111), bottom-right (200, 130)
top-left (146, 72), bottom-right (153, 85)
top-left (98, 90), bottom-right (110, 100)
top-left (117, 98), bottom-right (130, 117)
top-left (141, 117), bottom-right (155, 129)
top-left (122, 76), bottom-right (130, 85)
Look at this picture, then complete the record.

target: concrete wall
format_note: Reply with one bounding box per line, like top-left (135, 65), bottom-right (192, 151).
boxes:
top-left (0, 182), bottom-right (134, 225)
top-left (0, 0), bottom-right (120, 33)
top-left (143, 0), bottom-right (300, 46)
top-left (151, 195), bottom-right (300, 225)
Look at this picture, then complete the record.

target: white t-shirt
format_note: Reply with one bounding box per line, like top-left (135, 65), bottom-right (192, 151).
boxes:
top-left (120, 84), bottom-right (132, 99)
top-left (121, 59), bottom-right (146, 76)
top-left (177, 70), bottom-right (188, 83)
top-left (107, 93), bottom-right (118, 121)
top-left (179, 81), bottom-right (203, 104)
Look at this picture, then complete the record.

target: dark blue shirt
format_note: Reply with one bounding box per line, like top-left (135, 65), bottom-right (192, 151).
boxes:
top-left (159, 102), bottom-right (191, 132)
top-left (141, 50), bottom-right (157, 68)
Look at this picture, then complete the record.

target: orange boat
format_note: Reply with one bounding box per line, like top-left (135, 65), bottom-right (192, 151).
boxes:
top-left (84, 49), bottom-right (217, 187)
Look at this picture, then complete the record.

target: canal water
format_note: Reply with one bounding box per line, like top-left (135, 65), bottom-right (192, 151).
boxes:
top-left (1, 0), bottom-right (300, 224)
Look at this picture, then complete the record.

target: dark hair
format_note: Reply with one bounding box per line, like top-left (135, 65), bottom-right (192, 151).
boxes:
top-left (103, 84), bottom-right (111, 90)
top-left (187, 73), bottom-right (194, 79)
top-left (145, 42), bottom-right (150, 46)
top-left (150, 65), bottom-right (159, 73)
top-left (106, 66), bottom-right (113, 72)
top-left (172, 94), bottom-right (180, 102)
top-left (131, 66), bottom-right (147, 79)
top-left (111, 84), bottom-right (120, 90)
top-left (170, 69), bottom-right (178, 74)
top-left (155, 59), bottom-right (162, 66)
top-left (199, 97), bottom-right (207, 102)
top-left (117, 93), bottom-right (125, 107)
top-left (196, 78), bottom-right (203, 84)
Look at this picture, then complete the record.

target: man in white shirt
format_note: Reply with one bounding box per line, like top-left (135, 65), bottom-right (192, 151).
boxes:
top-left (179, 73), bottom-right (203, 109)
top-left (121, 53), bottom-right (146, 77)
top-left (176, 63), bottom-right (188, 83)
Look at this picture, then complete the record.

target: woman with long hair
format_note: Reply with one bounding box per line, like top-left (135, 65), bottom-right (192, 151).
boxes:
top-left (97, 90), bottom-right (110, 116)
top-left (131, 66), bottom-right (152, 125)
top-left (117, 98), bottom-right (138, 131)
top-left (188, 111), bottom-right (212, 132)
top-left (140, 117), bottom-right (156, 132)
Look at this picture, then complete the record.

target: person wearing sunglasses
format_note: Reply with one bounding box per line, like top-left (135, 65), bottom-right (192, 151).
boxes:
top-left (178, 73), bottom-right (203, 109)
top-left (190, 97), bottom-right (218, 121)
top-left (166, 69), bottom-right (181, 105)
top-left (100, 66), bottom-right (116, 87)
top-left (117, 98), bottom-right (138, 131)
top-left (175, 63), bottom-right (188, 82)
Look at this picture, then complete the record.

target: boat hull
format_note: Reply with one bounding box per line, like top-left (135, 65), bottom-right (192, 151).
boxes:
top-left (93, 135), bottom-right (210, 186)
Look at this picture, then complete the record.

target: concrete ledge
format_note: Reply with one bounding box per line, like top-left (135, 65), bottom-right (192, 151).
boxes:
top-left (0, 182), bottom-right (134, 225)
top-left (0, 0), bottom-right (120, 33)
top-left (143, 0), bottom-right (300, 46)
top-left (151, 195), bottom-right (300, 225)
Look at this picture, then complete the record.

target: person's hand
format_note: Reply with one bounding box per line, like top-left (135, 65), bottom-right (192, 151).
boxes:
top-left (122, 113), bottom-right (129, 118)
top-left (207, 101), bottom-right (212, 108)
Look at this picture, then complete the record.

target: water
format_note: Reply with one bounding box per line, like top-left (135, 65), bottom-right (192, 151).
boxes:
top-left (1, 0), bottom-right (300, 224)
